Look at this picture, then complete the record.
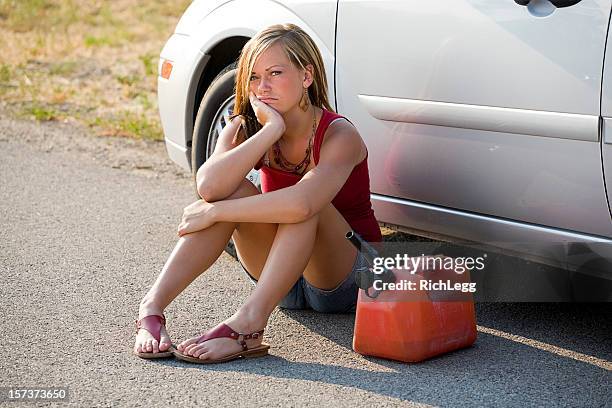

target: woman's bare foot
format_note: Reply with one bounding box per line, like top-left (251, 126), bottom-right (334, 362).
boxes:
top-left (177, 308), bottom-right (267, 361)
top-left (134, 302), bottom-right (173, 355)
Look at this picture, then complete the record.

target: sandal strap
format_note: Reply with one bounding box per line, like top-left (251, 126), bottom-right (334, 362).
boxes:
top-left (196, 323), bottom-right (264, 351)
top-left (135, 314), bottom-right (166, 342)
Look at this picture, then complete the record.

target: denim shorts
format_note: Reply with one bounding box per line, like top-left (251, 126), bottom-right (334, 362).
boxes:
top-left (238, 251), bottom-right (368, 314)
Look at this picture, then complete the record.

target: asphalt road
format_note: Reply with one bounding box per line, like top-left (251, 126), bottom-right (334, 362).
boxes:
top-left (1, 117), bottom-right (610, 407)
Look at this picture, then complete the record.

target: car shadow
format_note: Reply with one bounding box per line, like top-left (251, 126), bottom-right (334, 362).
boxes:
top-left (165, 303), bottom-right (611, 406)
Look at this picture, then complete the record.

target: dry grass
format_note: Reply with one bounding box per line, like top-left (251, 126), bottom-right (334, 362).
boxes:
top-left (0, 0), bottom-right (192, 140)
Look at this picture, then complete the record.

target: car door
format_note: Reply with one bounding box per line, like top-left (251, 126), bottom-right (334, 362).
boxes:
top-left (601, 11), bottom-right (612, 221)
top-left (335, 0), bottom-right (612, 237)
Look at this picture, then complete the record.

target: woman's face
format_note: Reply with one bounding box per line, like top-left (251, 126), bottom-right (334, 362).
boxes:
top-left (249, 43), bottom-right (312, 114)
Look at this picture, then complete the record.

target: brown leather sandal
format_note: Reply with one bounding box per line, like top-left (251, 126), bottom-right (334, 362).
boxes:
top-left (134, 314), bottom-right (175, 359)
top-left (173, 323), bottom-right (270, 364)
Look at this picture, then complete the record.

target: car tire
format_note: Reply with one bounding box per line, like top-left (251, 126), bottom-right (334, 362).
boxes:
top-left (191, 64), bottom-right (243, 259)
top-left (192, 63), bottom-right (262, 190)
top-left (192, 64), bottom-right (236, 173)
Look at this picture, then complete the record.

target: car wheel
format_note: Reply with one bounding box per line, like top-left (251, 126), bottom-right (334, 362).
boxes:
top-left (192, 64), bottom-right (261, 190)
top-left (191, 64), bottom-right (262, 259)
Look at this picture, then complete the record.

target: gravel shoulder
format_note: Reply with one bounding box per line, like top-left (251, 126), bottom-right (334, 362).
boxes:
top-left (0, 113), bottom-right (192, 181)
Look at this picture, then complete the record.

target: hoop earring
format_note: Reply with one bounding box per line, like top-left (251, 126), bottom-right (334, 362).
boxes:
top-left (299, 88), bottom-right (310, 112)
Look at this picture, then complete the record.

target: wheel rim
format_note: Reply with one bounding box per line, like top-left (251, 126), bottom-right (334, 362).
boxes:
top-left (206, 95), bottom-right (234, 158)
top-left (207, 95), bottom-right (261, 189)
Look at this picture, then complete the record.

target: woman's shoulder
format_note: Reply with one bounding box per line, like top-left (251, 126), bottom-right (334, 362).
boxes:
top-left (319, 110), bottom-right (366, 163)
top-left (320, 110), bottom-right (356, 137)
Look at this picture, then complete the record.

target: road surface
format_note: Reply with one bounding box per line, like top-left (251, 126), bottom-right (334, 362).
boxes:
top-left (0, 116), bottom-right (610, 407)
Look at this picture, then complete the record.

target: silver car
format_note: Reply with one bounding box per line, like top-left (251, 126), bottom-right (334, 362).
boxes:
top-left (157, 0), bottom-right (612, 297)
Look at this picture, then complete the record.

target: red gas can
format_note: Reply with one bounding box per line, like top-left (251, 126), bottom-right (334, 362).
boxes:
top-left (352, 256), bottom-right (478, 363)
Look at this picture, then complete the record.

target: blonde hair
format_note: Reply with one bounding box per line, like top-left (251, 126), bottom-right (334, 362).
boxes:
top-left (232, 23), bottom-right (334, 136)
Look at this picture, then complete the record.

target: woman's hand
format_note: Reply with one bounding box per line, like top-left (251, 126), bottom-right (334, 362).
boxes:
top-left (177, 199), bottom-right (217, 237)
top-left (249, 91), bottom-right (286, 134)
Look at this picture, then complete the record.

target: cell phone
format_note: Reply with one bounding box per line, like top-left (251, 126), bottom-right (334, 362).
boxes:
top-left (242, 101), bottom-right (263, 139)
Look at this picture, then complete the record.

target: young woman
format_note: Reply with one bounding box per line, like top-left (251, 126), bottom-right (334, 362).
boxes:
top-left (133, 23), bottom-right (382, 363)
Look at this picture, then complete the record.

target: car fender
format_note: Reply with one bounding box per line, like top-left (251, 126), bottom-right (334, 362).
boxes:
top-left (174, 0), bottom-right (235, 35)
top-left (189, 0), bottom-right (337, 110)
top-left (162, 0), bottom-right (337, 170)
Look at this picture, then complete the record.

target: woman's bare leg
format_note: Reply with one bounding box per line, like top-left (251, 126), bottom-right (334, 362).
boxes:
top-left (134, 180), bottom-right (276, 354)
top-left (179, 203), bottom-right (358, 361)
top-left (233, 202), bottom-right (357, 290)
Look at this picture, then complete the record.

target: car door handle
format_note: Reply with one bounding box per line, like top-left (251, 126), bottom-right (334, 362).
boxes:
top-left (514, 0), bottom-right (582, 7)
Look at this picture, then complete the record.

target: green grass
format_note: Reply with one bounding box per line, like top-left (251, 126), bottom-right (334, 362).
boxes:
top-left (0, 0), bottom-right (191, 142)
top-left (84, 29), bottom-right (135, 48)
top-left (87, 111), bottom-right (162, 140)
top-left (84, 35), bottom-right (113, 48)
top-left (0, 0), bottom-right (78, 32)
top-left (0, 64), bottom-right (10, 83)
top-left (85, 115), bottom-right (104, 128)
top-left (137, 93), bottom-right (153, 110)
top-left (115, 112), bottom-right (162, 140)
top-left (49, 61), bottom-right (78, 76)
top-left (20, 102), bottom-right (60, 121)
top-left (116, 74), bottom-right (140, 86)
top-left (139, 53), bottom-right (157, 77)
top-left (81, 4), bottom-right (117, 27)
top-left (0, 0), bottom-right (53, 31)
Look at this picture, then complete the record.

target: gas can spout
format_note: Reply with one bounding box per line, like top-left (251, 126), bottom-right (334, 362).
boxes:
top-left (345, 230), bottom-right (396, 298)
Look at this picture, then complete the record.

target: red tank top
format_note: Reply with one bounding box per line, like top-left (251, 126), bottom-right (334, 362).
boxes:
top-left (254, 109), bottom-right (382, 242)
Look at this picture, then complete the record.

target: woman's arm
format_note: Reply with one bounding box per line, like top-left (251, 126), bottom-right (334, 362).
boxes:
top-left (197, 93), bottom-right (286, 202)
top-left (196, 119), bottom-right (283, 201)
top-left (213, 120), bottom-right (363, 224)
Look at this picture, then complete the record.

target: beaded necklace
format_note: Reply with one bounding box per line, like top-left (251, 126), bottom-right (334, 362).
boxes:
top-left (272, 107), bottom-right (317, 176)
